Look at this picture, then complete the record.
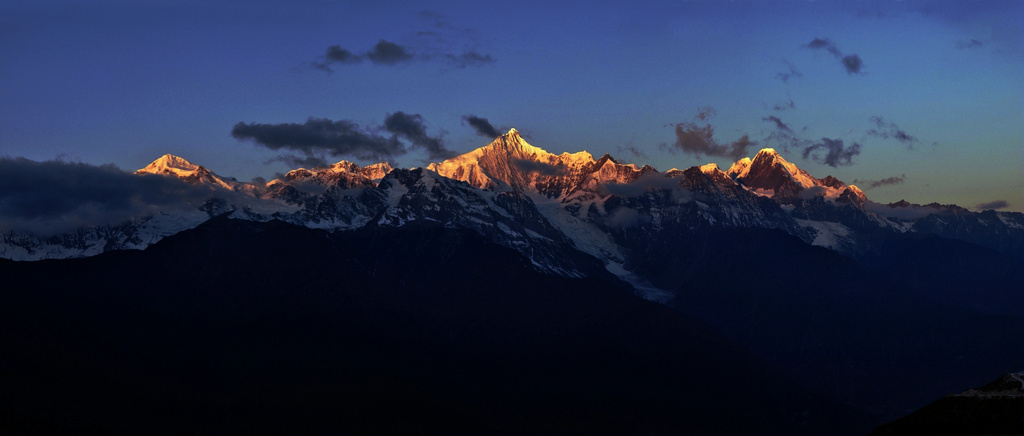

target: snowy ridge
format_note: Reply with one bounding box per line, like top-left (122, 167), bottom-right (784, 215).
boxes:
top-left (958, 372), bottom-right (1024, 398)
top-left (4, 131), bottom-right (1024, 295)
top-left (427, 128), bottom-right (647, 200)
top-left (136, 154), bottom-right (237, 190)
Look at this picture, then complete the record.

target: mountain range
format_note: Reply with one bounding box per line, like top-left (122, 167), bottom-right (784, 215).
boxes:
top-left (5, 128), bottom-right (1021, 267)
top-left (2, 128), bottom-right (1022, 433)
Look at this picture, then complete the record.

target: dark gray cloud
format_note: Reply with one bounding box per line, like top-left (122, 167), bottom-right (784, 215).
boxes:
top-left (853, 174), bottom-right (906, 189)
top-left (366, 40), bottom-right (414, 65)
top-left (463, 115), bottom-right (500, 138)
top-left (232, 118), bottom-right (404, 162)
top-left (311, 12), bottom-right (495, 73)
top-left (797, 185), bottom-right (829, 200)
top-left (266, 154), bottom-right (329, 170)
top-left (310, 40), bottom-right (415, 71)
top-left (0, 157), bottom-right (215, 236)
top-left (864, 200), bottom-right (940, 220)
top-left (598, 172), bottom-right (683, 197)
top-left (326, 45), bottom-right (361, 64)
top-left (311, 44), bottom-right (369, 72)
top-left (761, 114), bottom-right (810, 153)
top-left (762, 116), bottom-right (793, 134)
top-left (975, 200), bottom-right (1009, 210)
top-left (775, 60), bottom-right (803, 83)
top-left (383, 111), bottom-right (456, 160)
top-left (605, 206), bottom-right (642, 228)
top-left (670, 107), bottom-right (756, 160)
top-left (446, 51), bottom-right (495, 68)
top-left (615, 145), bottom-right (648, 160)
top-left (801, 137), bottom-right (862, 167)
top-left (867, 116), bottom-right (920, 147)
top-left (234, 114), bottom-right (455, 163)
top-left (511, 158), bottom-right (565, 176)
top-left (956, 39), bottom-right (984, 49)
top-left (841, 54), bottom-right (864, 74)
top-left (771, 95), bottom-right (796, 111)
top-left (805, 37), bottom-right (865, 75)
top-left (807, 37), bottom-right (843, 57)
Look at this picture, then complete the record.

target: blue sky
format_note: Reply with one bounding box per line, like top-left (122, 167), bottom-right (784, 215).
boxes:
top-left (2, 0), bottom-right (1021, 211)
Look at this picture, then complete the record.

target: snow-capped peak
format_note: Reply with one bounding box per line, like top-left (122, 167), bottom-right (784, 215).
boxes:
top-left (136, 154), bottom-right (236, 190)
top-left (699, 163), bottom-right (721, 174)
top-left (136, 154), bottom-right (202, 177)
top-left (726, 157), bottom-right (752, 179)
top-left (326, 160), bottom-right (360, 173)
top-left (742, 148), bottom-right (819, 191)
top-left (845, 184), bottom-right (866, 201)
top-left (361, 162), bottom-right (394, 181)
top-left (426, 127), bottom-right (564, 191)
top-left (427, 129), bottom-right (654, 198)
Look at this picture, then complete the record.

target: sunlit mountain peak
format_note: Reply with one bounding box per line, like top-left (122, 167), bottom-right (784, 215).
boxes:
top-left (136, 154), bottom-right (201, 176)
top-left (135, 154), bottom-right (237, 190)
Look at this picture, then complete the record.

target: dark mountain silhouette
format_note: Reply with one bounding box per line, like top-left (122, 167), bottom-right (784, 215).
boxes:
top-left (3, 130), bottom-right (1022, 432)
top-left (873, 372), bottom-right (1024, 434)
top-left (0, 216), bottom-right (872, 434)
top-left (617, 225), bottom-right (1024, 421)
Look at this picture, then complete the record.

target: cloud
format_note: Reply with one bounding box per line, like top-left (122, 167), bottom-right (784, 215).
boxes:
top-left (511, 158), bottom-right (565, 176)
top-left (598, 172), bottom-right (682, 197)
top-left (605, 206), bottom-right (641, 228)
top-left (975, 200), bottom-right (1009, 210)
top-left (0, 157), bottom-right (215, 236)
top-left (864, 200), bottom-right (938, 220)
top-left (853, 174), bottom-right (906, 189)
top-left (841, 54), bottom-right (864, 74)
top-left (463, 115), bottom-right (500, 138)
top-left (771, 95), bottom-right (796, 111)
top-left (775, 60), bottom-right (803, 83)
top-left (232, 118), bottom-right (405, 162)
top-left (266, 154), bottom-right (329, 170)
top-left (615, 145), bottom-right (648, 160)
top-left (309, 40), bottom-right (417, 71)
top-left (807, 37), bottom-right (843, 57)
top-left (383, 111), bottom-right (456, 160)
top-left (366, 40), bottom-right (414, 65)
top-left (311, 45), bottom-right (363, 72)
top-left (956, 39), bottom-right (984, 49)
top-left (761, 114), bottom-right (810, 152)
top-left (866, 116), bottom-right (920, 147)
top-left (325, 45), bottom-right (361, 64)
top-left (797, 185), bottom-right (829, 200)
top-left (762, 115), bottom-right (793, 134)
top-left (805, 37), bottom-right (865, 75)
top-left (669, 107), bottom-right (756, 160)
top-left (445, 51), bottom-right (495, 68)
top-left (311, 12), bottom-right (495, 72)
top-left (801, 137), bottom-right (862, 167)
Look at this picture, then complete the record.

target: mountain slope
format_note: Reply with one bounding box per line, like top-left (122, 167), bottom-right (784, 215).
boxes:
top-left (873, 372), bottom-right (1024, 434)
top-left (626, 224), bottom-right (1024, 420)
top-left (135, 154), bottom-right (238, 190)
top-left (427, 128), bottom-right (651, 199)
top-left (0, 217), bottom-right (873, 434)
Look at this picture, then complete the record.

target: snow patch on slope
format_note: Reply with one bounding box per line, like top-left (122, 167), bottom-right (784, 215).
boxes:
top-left (794, 219), bottom-right (852, 249)
top-left (530, 193), bottom-right (672, 302)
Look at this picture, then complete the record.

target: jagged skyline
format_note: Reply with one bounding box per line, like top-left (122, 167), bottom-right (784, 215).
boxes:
top-left (1, 1), bottom-right (1021, 212)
